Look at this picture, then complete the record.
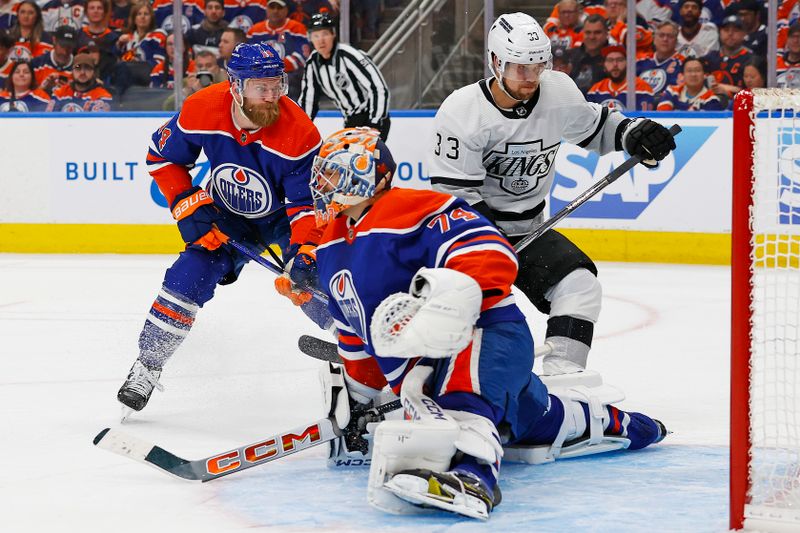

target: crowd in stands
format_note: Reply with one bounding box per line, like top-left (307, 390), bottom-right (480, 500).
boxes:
top-left (0, 0), bottom-right (387, 111)
top-left (0, 0), bottom-right (790, 113)
top-left (545, 0), bottom-right (784, 111)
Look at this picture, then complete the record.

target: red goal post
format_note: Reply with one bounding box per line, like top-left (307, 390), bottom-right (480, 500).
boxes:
top-left (731, 88), bottom-right (800, 532)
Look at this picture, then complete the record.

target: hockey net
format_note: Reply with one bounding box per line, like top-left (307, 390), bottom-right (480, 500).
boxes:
top-left (732, 88), bottom-right (800, 532)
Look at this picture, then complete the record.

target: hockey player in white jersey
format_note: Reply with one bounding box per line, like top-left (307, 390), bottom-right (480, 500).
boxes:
top-left (428, 13), bottom-right (676, 378)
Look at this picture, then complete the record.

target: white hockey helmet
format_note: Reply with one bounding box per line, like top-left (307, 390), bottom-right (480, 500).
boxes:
top-left (487, 13), bottom-right (552, 82)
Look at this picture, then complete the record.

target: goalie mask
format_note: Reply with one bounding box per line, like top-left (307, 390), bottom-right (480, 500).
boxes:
top-left (310, 127), bottom-right (396, 226)
top-left (487, 12), bottom-right (552, 100)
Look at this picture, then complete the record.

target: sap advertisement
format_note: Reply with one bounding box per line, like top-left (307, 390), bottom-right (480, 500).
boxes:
top-left (0, 112), bottom-right (731, 233)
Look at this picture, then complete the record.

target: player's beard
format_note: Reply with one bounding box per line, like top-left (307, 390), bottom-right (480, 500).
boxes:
top-left (241, 99), bottom-right (280, 127)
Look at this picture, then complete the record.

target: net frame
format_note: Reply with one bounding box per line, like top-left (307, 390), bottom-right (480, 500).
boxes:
top-left (731, 88), bottom-right (800, 532)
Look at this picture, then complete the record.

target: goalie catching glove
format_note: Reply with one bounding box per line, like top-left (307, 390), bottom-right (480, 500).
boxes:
top-left (622, 118), bottom-right (676, 169)
top-left (370, 267), bottom-right (483, 359)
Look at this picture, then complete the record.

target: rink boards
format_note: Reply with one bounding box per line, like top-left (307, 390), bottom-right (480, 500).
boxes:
top-left (0, 110), bottom-right (733, 263)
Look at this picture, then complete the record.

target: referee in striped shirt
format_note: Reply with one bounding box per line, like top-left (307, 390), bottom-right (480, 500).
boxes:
top-left (299, 13), bottom-right (391, 140)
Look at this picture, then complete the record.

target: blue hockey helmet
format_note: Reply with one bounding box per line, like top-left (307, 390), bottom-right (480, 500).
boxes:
top-left (227, 42), bottom-right (287, 99)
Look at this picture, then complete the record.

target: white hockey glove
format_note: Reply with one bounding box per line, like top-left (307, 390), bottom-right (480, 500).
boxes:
top-left (370, 267), bottom-right (482, 359)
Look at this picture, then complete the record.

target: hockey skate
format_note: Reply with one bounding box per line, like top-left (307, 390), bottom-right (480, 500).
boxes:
top-left (117, 360), bottom-right (163, 418)
top-left (384, 469), bottom-right (501, 520)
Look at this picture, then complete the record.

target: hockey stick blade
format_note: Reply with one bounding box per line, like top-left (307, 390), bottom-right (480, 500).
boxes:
top-left (298, 334), bottom-right (552, 361)
top-left (93, 416), bottom-right (342, 482)
top-left (298, 335), bottom-right (342, 363)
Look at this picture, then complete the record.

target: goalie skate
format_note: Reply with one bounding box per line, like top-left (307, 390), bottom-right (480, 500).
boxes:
top-left (384, 469), bottom-right (500, 521)
top-left (117, 360), bottom-right (163, 415)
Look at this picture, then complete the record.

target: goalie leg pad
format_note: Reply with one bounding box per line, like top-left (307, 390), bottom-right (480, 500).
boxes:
top-left (504, 383), bottom-right (631, 464)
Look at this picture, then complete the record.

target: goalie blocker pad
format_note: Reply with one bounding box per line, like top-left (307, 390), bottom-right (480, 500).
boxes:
top-left (504, 376), bottom-right (630, 464)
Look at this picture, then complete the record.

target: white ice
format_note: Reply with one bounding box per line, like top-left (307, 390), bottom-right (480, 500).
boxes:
top-left (0, 254), bottom-right (730, 532)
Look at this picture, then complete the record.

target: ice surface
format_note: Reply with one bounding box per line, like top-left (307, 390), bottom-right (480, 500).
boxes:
top-left (0, 255), bottom-right (731, 532)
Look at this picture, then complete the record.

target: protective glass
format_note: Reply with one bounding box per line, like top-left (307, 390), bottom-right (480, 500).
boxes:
top-left (501, 61), bottom-right (548, 82)
top-left (240, 75), bottom-right (287, 100)
top-left (309, 155), bottom-right (375, 227)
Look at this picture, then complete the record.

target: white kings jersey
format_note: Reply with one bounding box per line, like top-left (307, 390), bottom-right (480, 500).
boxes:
top-left (428, 70), bottom-right (629, 237)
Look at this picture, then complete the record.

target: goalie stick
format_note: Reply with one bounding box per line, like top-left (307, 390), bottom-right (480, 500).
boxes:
top-left (93, 398), bottom-right (401, 482)
top-left (298, 335), bottom-right (554, 363)
top-left (514, 124), bottom-right (682, 254)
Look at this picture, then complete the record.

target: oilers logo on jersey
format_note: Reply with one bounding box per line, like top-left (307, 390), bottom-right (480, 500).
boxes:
top-left (639, 69), bottom-right (668, 94)
top-left (483, 140), bottom-right (560, 195)
top-left (211, 164), bottom-right (273, 217)
top-left (230, 15), bottom-right (255, 32)
top-left (329, 270), bottom-right (367, 340)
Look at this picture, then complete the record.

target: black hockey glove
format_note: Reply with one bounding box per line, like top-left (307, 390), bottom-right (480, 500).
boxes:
top-left (623, 119), bottom-right (676, 169)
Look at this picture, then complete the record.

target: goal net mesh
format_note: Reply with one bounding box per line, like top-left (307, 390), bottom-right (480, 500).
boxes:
top-left (746, 88), bottom-right (800, 527)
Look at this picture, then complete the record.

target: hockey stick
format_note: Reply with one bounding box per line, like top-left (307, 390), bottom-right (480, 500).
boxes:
top-left (298, 334), bottom-right (553, 364)
top-left (226, 239), bottom-right (330, 305)
top-left (513, 124), bottom-right (682, 254)
top-left (93, 398), bottom-right (401, 482)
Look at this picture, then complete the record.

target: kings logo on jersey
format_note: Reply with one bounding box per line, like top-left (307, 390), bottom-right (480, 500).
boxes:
top-left (211, 164), bottom-right (273, 218)
top-left (483, 140), bottom-right (560, 195)
top-left (329, 270), bottom-right (367, 341)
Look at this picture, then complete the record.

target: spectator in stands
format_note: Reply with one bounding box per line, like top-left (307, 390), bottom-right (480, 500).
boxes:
top-left (41, 0), bottom-right (84, 33)
top-left (737, 0), bottom-right (766, 57)
top-left (704, 15), bottom-right (752, 104)
top-left (110, 0), bottom-right (130, 31)
top-left (778, 23), bottom-right (800, 88)
top-left (636, 0), bottom-right (673, 25)
top-left (637, 20), bottom-right (685, 101)
top-left (162, 47), bottom-right (226, 108)
top-left (150, 32), bottom-right (195, 89)
top-left (32, 25), bottom-right (76, 92)
top-left (552, 45), bottom-right (573, 75)
top-left (742, 55), bottom-right (767, 90)
top-left (217, 26), bottom-right (246, 68)
top-left (656, 57), bottom-right (723, 110)
top-left (0, 60), bottom-right (50, 111)
top-left (352, 0), bottom-right (379, 42)
top-left (300, 12), bottom-right (390, 140)
top-left (544, 0), bottom-right (583, 49)
top-left (289, 0), bottom-right (336, 29)
top-left (0, 0), bottom-right (19, 32)
top-left (9, 0), bottom-right (52, 61)
top-left (152, 0), bottom-right (203, 33)
top-left (677, 0), bottom-right (719, 57)
top-left (0, 30), bottom-right (15, 85)
top-left (248, 0), bottom-right (310, 100)
top-left (187, 0), bottom-right (228, 52)
top-left (569, 13), bottom-right (608, 94)
top-left (48, 51), bottom-right (112, 110)
top-left (587, 44), bottom-right (654, 110)
top-left (223, 0), bottom-right (266, 34)
top-left (78, 0), bottom-right (120, 82)
top-left (605, 0), bottom-right (653, 57)
top-left (114, 1), bottom-right (160, 93)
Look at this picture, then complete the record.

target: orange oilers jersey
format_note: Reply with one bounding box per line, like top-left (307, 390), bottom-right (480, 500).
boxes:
top-left (315, 188), bottom-right (524, 395)
top-left (586, 77), bottom-right (654, 111)
top-left (48, 83), bottom-right (112, 112)
top-left (31, 50), bottom-right (73, 86)
top-left (0, 88), bottom-right (50, 112)
top-left (146, 81), bottom-right (323, 245)
top-left (543, 23), bottom-right (583, 49)
top-left (247, 19), bottom-right (311, 73)
top-left (655, 83), bottom-right (723, 111)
